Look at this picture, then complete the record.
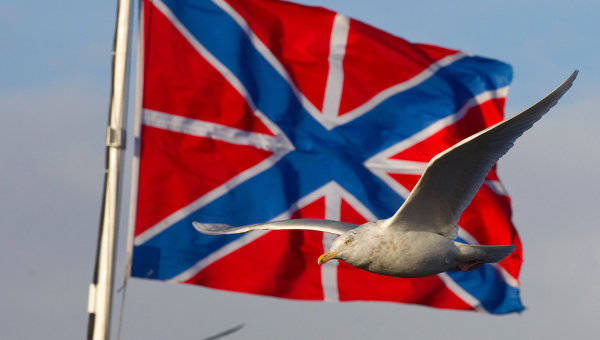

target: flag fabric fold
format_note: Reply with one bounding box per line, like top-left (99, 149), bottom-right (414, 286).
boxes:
top-left (130, 0), bottom-right (523, 314)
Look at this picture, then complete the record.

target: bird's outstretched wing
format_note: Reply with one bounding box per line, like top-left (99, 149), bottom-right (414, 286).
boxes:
top-left (193, 218), bottom-right (357, 236)
top-left (387, 71), bottom-right (578, 238)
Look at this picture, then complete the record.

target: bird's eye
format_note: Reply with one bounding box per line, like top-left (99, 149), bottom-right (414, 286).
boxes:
top-left (344, 239), bottom-right (353, 245)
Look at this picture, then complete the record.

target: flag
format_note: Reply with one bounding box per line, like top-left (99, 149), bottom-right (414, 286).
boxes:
top-left (130, 0), bottom-right (523, 313)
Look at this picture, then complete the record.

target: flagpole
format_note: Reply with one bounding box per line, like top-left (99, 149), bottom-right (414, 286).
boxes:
top-left (87, 0), bottom-right (133, 339)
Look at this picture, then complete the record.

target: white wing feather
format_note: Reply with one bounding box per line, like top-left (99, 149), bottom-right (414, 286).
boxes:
top-left (193, 218), bottom-right (357, 236)
top-left (388, 71), bottom-right (578, 238)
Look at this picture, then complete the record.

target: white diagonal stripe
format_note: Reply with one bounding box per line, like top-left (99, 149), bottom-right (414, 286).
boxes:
top-left (485, 180), bottom-right (509, 197)
top-left (364, 86), bottom-right (509, 171)
top-left (334, 52), bottom-right (468, 126)
top-left (366, 159), bottom-right (427, 174)
top-left (152, 0), bottom-right (258, 113)
top-left (458, 228), bottom-right (519, 287)
top-left (322, 14), bottom-right (349, 122)
top-left (211, 0), bottom-right (327, 127)
top-left (134, 147), bottom-right (290, 245)
top-left (438, 273), bottom-right (485, 312)
top-left (168, 230), bottom-right (268, 283)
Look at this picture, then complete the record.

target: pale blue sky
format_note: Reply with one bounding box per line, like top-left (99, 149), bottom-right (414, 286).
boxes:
top-left (1, 0), bottom-right (599, 339)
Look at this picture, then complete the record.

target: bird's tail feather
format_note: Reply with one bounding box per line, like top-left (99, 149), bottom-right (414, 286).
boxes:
top-left (456, 244), bottom-right (515, 263)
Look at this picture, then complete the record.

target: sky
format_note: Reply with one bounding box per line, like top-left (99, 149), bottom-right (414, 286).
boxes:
top-left (1, 0), bottom-right (599, 339)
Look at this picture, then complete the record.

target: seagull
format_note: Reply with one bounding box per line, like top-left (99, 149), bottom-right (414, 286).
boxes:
top-left (193, 71), bottom-right (578, 278)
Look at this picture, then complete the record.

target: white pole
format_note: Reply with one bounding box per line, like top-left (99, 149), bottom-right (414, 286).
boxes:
top-left (87, 1), bottom-right (133, 339)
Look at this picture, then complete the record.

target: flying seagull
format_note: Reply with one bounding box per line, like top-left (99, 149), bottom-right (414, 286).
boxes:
top-left (193, 71), bottom-right (578, 278)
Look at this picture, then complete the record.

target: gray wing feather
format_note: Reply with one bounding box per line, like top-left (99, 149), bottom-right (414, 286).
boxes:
top-left (193, 218), bottom-right (357, 236)
top-left (389, 71), bottom-right (578, 237)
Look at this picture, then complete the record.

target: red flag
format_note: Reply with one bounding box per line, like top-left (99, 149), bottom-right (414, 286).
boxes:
top-left (130, 0), bottom-right (522, 313)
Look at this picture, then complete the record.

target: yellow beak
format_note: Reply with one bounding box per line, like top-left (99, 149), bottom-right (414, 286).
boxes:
top-left (317, 251), bottom-right (338, 265)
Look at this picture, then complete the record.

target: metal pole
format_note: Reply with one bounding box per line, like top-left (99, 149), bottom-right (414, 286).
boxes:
top-left (87, 1), bottom-right (133, 339)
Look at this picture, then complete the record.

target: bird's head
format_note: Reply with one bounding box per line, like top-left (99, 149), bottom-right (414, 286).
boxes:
top-left (317, 224), bottom-right (377, 265)
top-left (318, 221), bottom-right (382, 266)
top-left (317, 231), bottom-right (357, 265)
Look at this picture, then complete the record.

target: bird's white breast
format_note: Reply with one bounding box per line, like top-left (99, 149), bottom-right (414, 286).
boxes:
top-left (350, 231), bottom-right (459, 278)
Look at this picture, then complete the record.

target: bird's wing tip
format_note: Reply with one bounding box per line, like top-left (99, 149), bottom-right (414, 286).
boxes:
top-left (192, 222), bottom-right (233, 234)
top-left (555, 70), bottom-right (578, 94)
top-left (567, 70), bottom-right (579, 84)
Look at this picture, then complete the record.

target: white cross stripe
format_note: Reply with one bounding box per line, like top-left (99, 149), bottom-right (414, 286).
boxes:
top-left (322, 14), bottom-right (350, 123)
top-left (321, 183), bottom-right (342, 302)
top-left (485, 180), bottom-right (509, 197)
top-left (142, 109), bottom-right (294, 153)
top-left (437, 273), bottom-right (485, 312)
